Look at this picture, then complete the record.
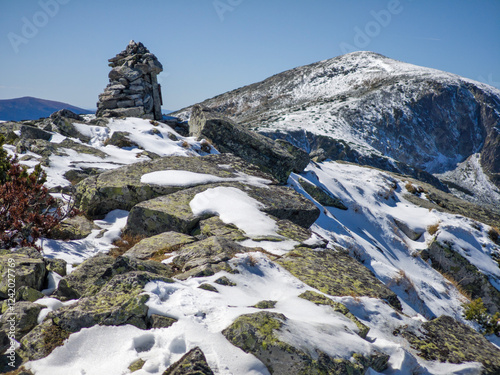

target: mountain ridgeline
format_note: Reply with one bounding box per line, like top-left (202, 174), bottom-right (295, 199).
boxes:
top-left (174, 52), bottom-right (500, 211)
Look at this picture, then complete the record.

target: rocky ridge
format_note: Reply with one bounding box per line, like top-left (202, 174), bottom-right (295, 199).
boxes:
top-left (0, 58), bottom-right (499, 374)
top-left (173, 51), bottom-right (500, 213)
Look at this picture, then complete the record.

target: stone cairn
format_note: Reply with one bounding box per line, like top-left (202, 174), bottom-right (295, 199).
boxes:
top-left (96, 40), bottom-right (163, 120)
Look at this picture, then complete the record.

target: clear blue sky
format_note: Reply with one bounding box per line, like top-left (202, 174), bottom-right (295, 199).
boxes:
top-left (1, 0), bottom-right (499, 111)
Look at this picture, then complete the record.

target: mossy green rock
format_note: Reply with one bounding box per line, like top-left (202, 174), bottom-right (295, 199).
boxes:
top-left (423, 241), bottom-right (500, 314)
top-left (149, 314), bottom-right (177, 329)
top-left (163, 347), bottom-right (214, 375)
top-left (277, 248), bottom-right (402, 310)
top-left (172, 236), bottom-right (247, 275)
top-left (55, 254), bottom-right (173, 300)
top-left (189, 106), bottom-right (309, 184)
top-left (252, 300), bottom-right (277, 309)
top-left (55, 254), bottom-right (116, 299)
top-left (15, 286), bottom-right (45, 302)
top-left (124, 231), bottom-right (196, 261)
top-left (0, 301), bottom-right (43, 340)
top-left (44, 258), bottom-right (67, 277)
top-left (199, 216), bottom-right (247, 241)
top-left (214, 276), bottom-right (236, 287)
top-left (198, 283), bottom-right (218, 293)
top-left (402, 315), bottom-right (500, 374)
top-left (76, 154), bottom-right (276, 219)
top-left (128, 358), bottom-right (146, 373)
top-left (52, 271), bottom-right (172, 332)
top-left (299, 291), bottom-right (370, 339)
top-left (0, 249), bottom-right (47, 299)
top-left (49, 215), bottom-right (98, 241)
top-left (126, 182), bottom-right (319, 238)
top-left (222, 311), bottom-right (388, 375)
top-left (18, 320), bottom-right (70, 361)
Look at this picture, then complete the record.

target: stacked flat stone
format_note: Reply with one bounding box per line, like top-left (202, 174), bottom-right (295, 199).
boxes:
top-left (96, 40), bottom-right (163, 120)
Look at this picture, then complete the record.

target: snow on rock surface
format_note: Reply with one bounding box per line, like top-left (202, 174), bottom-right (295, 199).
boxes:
top-left (174, 51), bottom-right (500, 213)
top-left (3, 69), bottom-right (500, 373)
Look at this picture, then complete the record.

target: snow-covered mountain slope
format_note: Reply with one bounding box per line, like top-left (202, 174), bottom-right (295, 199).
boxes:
top-left (2, 113), bottom-right (499, 374)
top-left (173, 52), bottom-right (500, 212)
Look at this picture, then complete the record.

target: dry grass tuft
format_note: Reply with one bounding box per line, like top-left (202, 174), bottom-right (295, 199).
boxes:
top-left (427, 223), bottom-right (440, 236)
top-left (488, 226), bottom-right (500, 244)
top-left (439, 271), bottom-right (472, 301)
top-left (109, 233), bottom-right (146, 258)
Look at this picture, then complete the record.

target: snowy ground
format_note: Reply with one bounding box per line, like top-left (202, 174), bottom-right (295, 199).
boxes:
top-left (3, 117), bottom-right (499, 374)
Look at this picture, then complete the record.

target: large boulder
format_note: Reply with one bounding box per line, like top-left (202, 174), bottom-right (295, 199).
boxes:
top-left (222, 311), bottom-right (388, 375)
top-left (0, 248), bottom-right (47, 299)
top-left (52, 271), bottom-right (172, 332)
top-left (55, 253), bottom-right (173, 300)
top-left (49, 215), bottom-right (98, 240)
top-left (125, 182), bottom-right (319, 238)
top-left (401, 315), bottom-right (500, 374)
top-left (0, 301), bottom-right (43, 340)
top-left (277, 248), bottom-right (402, 310)
top-left (171, 236), bottom-right (247, 278)
top-left (124, 231), bottom-right (196, 261)
top-left (75, 154), bottom-right (275, 219)
top-left (19, 320), bottom-right (70, 362)
top-left (421, 241), bottom-right (500, 314)
top-left (189, 105), bottom-right (310, 183)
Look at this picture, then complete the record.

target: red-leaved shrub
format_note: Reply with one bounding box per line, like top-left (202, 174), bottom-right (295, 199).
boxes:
top-left (0, 135), bottom-right (76, 250)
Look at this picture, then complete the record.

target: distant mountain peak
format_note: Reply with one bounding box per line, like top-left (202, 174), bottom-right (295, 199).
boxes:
top-left (0, 96), bottom-right (92, 122)
top-left (173, 52), bottom-right (500, 211)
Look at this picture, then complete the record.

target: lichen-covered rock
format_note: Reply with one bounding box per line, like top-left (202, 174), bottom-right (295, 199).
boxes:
top-left (15, 286), bottom-right (44, 303)
top-left (49, 215), bottom-right (98, 241)
top-left (252, 300), bottom-right (277, 309)
top-left (401, 315), bottom-right (500, 374)
top-left (299, 290), bottom-right (369, 339)
top-left (198, 284), bottom-right (218, 293)
top-left (128, 358), bottom-right (146, 373)
top-left (148, 314), bottom-right (177, 329)
top-left (277, 248), bottom-right (402, 310)
top-left (214, 276), bottom-right (236, 287)
top-left (172, 236), bottom-right (247, 276)
top-left (52, 271), bottom-right (172, 332)
top-left (55, 254), bottom-right (173, 300)
top-left (18, 320), bottom-right (70, 362)
top-left (44, 258), bottom-right (67, 277)
top-left (0, 302), bottom-right (43, 340)
top-left (105, 131), bottom-right (139, 148)
top-left (199, 216), bottom-right (247, 241)
top-left (222, 311), bottom-right (388, 375)
top-left (0, 249), bottom-right (47, 299)
top-left (54, 254), bottom-right (116, 299)
top-left (76, 154), bottom-right (275, 219)
top-left (189, 105), bottom-right (309, 183)
top-left (124, 231), bottom-right (196, 261)
top-left (422, 240), bottom-right (500, 314)
top-left (163, 347), bottom-right (214, 375)
top-left (125, 181), bottom-right (319, 237)
top-left (299, 178), bottom-right (347, 210)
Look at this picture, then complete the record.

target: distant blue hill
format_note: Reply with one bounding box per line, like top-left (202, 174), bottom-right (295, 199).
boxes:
top-left (0, 96), bottom-right (93, 122)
